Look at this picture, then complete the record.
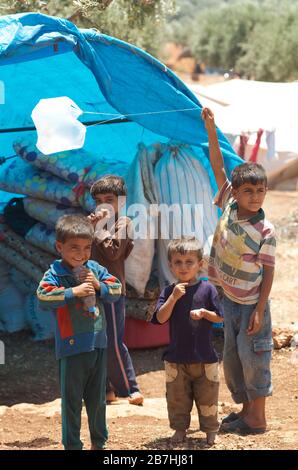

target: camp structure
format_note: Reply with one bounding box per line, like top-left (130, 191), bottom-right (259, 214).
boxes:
top-left (0, 13), bottom-right (241, 347)
top-left (190, 79), bottom-right (298, 190)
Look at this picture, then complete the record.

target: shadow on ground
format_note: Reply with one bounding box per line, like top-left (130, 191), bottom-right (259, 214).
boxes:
top-left (0, 330), bottom-right (167, 406)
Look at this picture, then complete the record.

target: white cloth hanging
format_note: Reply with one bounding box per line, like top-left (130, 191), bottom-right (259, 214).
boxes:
top-left (266, 130), bottom-right (277, 160)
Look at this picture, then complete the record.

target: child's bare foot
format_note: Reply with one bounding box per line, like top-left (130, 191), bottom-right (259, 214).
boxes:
top-left (128, 391), bottom-right (144, 406)
top-left (171, 430), bottom-right (186, 444)
top-left (206, 431), bottom-right (217, 446)
top-left (90, 443), bottom-right (106, 450)
top-left (106, 390), bottom-right (118, 403)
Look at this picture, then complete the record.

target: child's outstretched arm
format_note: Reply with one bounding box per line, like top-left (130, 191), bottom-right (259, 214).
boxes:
top-left (201, 107), bottom-right (227, 190)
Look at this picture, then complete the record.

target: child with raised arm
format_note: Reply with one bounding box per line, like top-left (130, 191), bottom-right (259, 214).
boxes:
top-left (152, 238), bottom-right (223, 446)
top-left (202, 107), bottom-right (276, 435)
top-left (37, 215), bottom-right (122, 450)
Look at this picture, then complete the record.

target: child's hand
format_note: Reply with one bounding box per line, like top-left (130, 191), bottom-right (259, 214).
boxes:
top-left (172, 283), bottom-right (188, 301)
top-left (88, 209), bottom-right (109, 227)
top-left (88, 213), bottom-right (98, 227)
top-left (201, 107), bottom-right (215, 131)
top-left (190, 308), bottom-right (205, 320)
top-left (72, 282), bottom-right (95, 298)
top-left (75, 267), bottom-right (100, 291)
top-left (247, 309), bottom-right (264, 336)
top-left (95, 208), bottom-right (110, 220)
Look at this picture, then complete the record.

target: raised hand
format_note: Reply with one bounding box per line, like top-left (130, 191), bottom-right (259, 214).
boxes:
top-left (88, 208), bottom-right (110, 227)
top-left (201, 107), bottom-right (215, 130)
top-left (172, 283), bottom-right (189, 301)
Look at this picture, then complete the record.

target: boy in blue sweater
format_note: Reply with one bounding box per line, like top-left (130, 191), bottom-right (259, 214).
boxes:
top-left (37, 215), bottom-right (121, 450)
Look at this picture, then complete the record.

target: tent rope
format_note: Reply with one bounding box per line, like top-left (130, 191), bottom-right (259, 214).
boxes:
top-left (0, 106), bottom-right (202, 134)
top-left (83, 106), bottom-right (201, 128)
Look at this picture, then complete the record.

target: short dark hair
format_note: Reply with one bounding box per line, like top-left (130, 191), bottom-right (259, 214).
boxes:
top-left (55, 215), bottom-right (94, 243)
top-left (167, 237), bottom-right (203, 262)
top-left (231, 163), bottom-right (267, 189)
top-left (90, 175), bottom-right (126, 199)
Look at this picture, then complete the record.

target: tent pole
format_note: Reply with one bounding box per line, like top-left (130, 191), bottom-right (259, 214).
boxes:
top-left (0, 117), bottom-right (132, 134)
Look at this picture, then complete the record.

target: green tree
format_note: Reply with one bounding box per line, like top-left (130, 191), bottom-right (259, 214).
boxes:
top-left (80, 0), bottom-right (176, 55)
top-left (0, 0), bottom-right (74, 17)
top-left (237, 9), bottom-right (298, 81)
top-left (192, 3), bottom-right (263, 70)
top-left (0, 0), bottom-right (176, 55)
top-left (165, 0), bottom-right (245, 47)
top-left (175, 0), bottom-right (298, 82)
top-left (0, 0), bottom-right (48, 13)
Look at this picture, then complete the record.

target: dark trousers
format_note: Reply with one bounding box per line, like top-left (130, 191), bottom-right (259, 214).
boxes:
top-left (104, 295), bottom-right (139, 397)
top-left (59, 348), bottom-right (107, 450)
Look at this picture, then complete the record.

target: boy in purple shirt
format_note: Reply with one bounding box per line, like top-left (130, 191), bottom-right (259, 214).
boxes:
top-left (152, 238), bottom-right (223, 445)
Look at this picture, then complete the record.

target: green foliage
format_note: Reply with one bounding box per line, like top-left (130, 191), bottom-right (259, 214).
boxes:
top-left (193, 3), bottom-right (262, 69)
top-left (0, 0), bottom-right (176, 56)
top-left (0, 0), bottom-right (73, 16)
top-left (74, 0), bottom-right (113, 12)
top-left (237, 8), bottom-right (298, 81)
top-left (0, 0), bottom-right (48, 13)
top-left (81, 0), bottom-right (176, 55)
top-left (167, 0), bottom-right (298, 82)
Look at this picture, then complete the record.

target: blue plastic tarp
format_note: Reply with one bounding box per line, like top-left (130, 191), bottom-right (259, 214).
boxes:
top-left (0, 12), bottom-right (242, 195)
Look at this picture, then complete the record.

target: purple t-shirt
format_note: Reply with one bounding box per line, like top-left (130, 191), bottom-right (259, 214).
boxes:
top-left (151, 280), bottom-right (223, 364)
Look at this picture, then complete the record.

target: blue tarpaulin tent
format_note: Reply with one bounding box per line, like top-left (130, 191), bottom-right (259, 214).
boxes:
top-left (0, 12), bottom-right (243, 342)
top-left (0, 12), bottom-right (242, 193)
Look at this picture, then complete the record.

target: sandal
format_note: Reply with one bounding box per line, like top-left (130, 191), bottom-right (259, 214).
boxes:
top-left (221, 412), bottom-right (239, 424)
top-left (128, 391), bottom-right (144, 406)
top-left (221, 417), bottom-right (266, 435)
top-left (106, 390), bottom-right (118, 403)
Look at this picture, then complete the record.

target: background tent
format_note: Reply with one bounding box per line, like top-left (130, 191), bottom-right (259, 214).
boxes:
top-left (0, 13), bottom-right (242, 346)
top-left (190, 79), bottom-right (298, 187)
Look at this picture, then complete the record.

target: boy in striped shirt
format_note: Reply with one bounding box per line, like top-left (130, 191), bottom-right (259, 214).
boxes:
top-left (202, 108), bottom-right (276, 435)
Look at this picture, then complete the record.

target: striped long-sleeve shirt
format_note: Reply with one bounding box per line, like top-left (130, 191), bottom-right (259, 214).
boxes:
top-left (208, 180), bottom-right (276, 305)
top-left (37, 259), bottom-right (122, 358)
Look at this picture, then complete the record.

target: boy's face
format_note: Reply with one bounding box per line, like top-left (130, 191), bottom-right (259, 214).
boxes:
top-left (94, 193), bottom-right (124, 218)
top-left (232, 182), bottom-right (267, 217)
top-left (56, 237), bottom-right (92, 269)
top-left (169, 252), bottom-right (203, 284)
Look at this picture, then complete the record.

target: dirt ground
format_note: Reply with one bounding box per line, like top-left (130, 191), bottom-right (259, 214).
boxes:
top-left (0, 190), bottom-right (298, 451)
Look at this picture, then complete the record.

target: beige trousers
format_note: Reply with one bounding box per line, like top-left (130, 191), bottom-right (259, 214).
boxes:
top-left (165, 361), bottom-right (220, 432)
